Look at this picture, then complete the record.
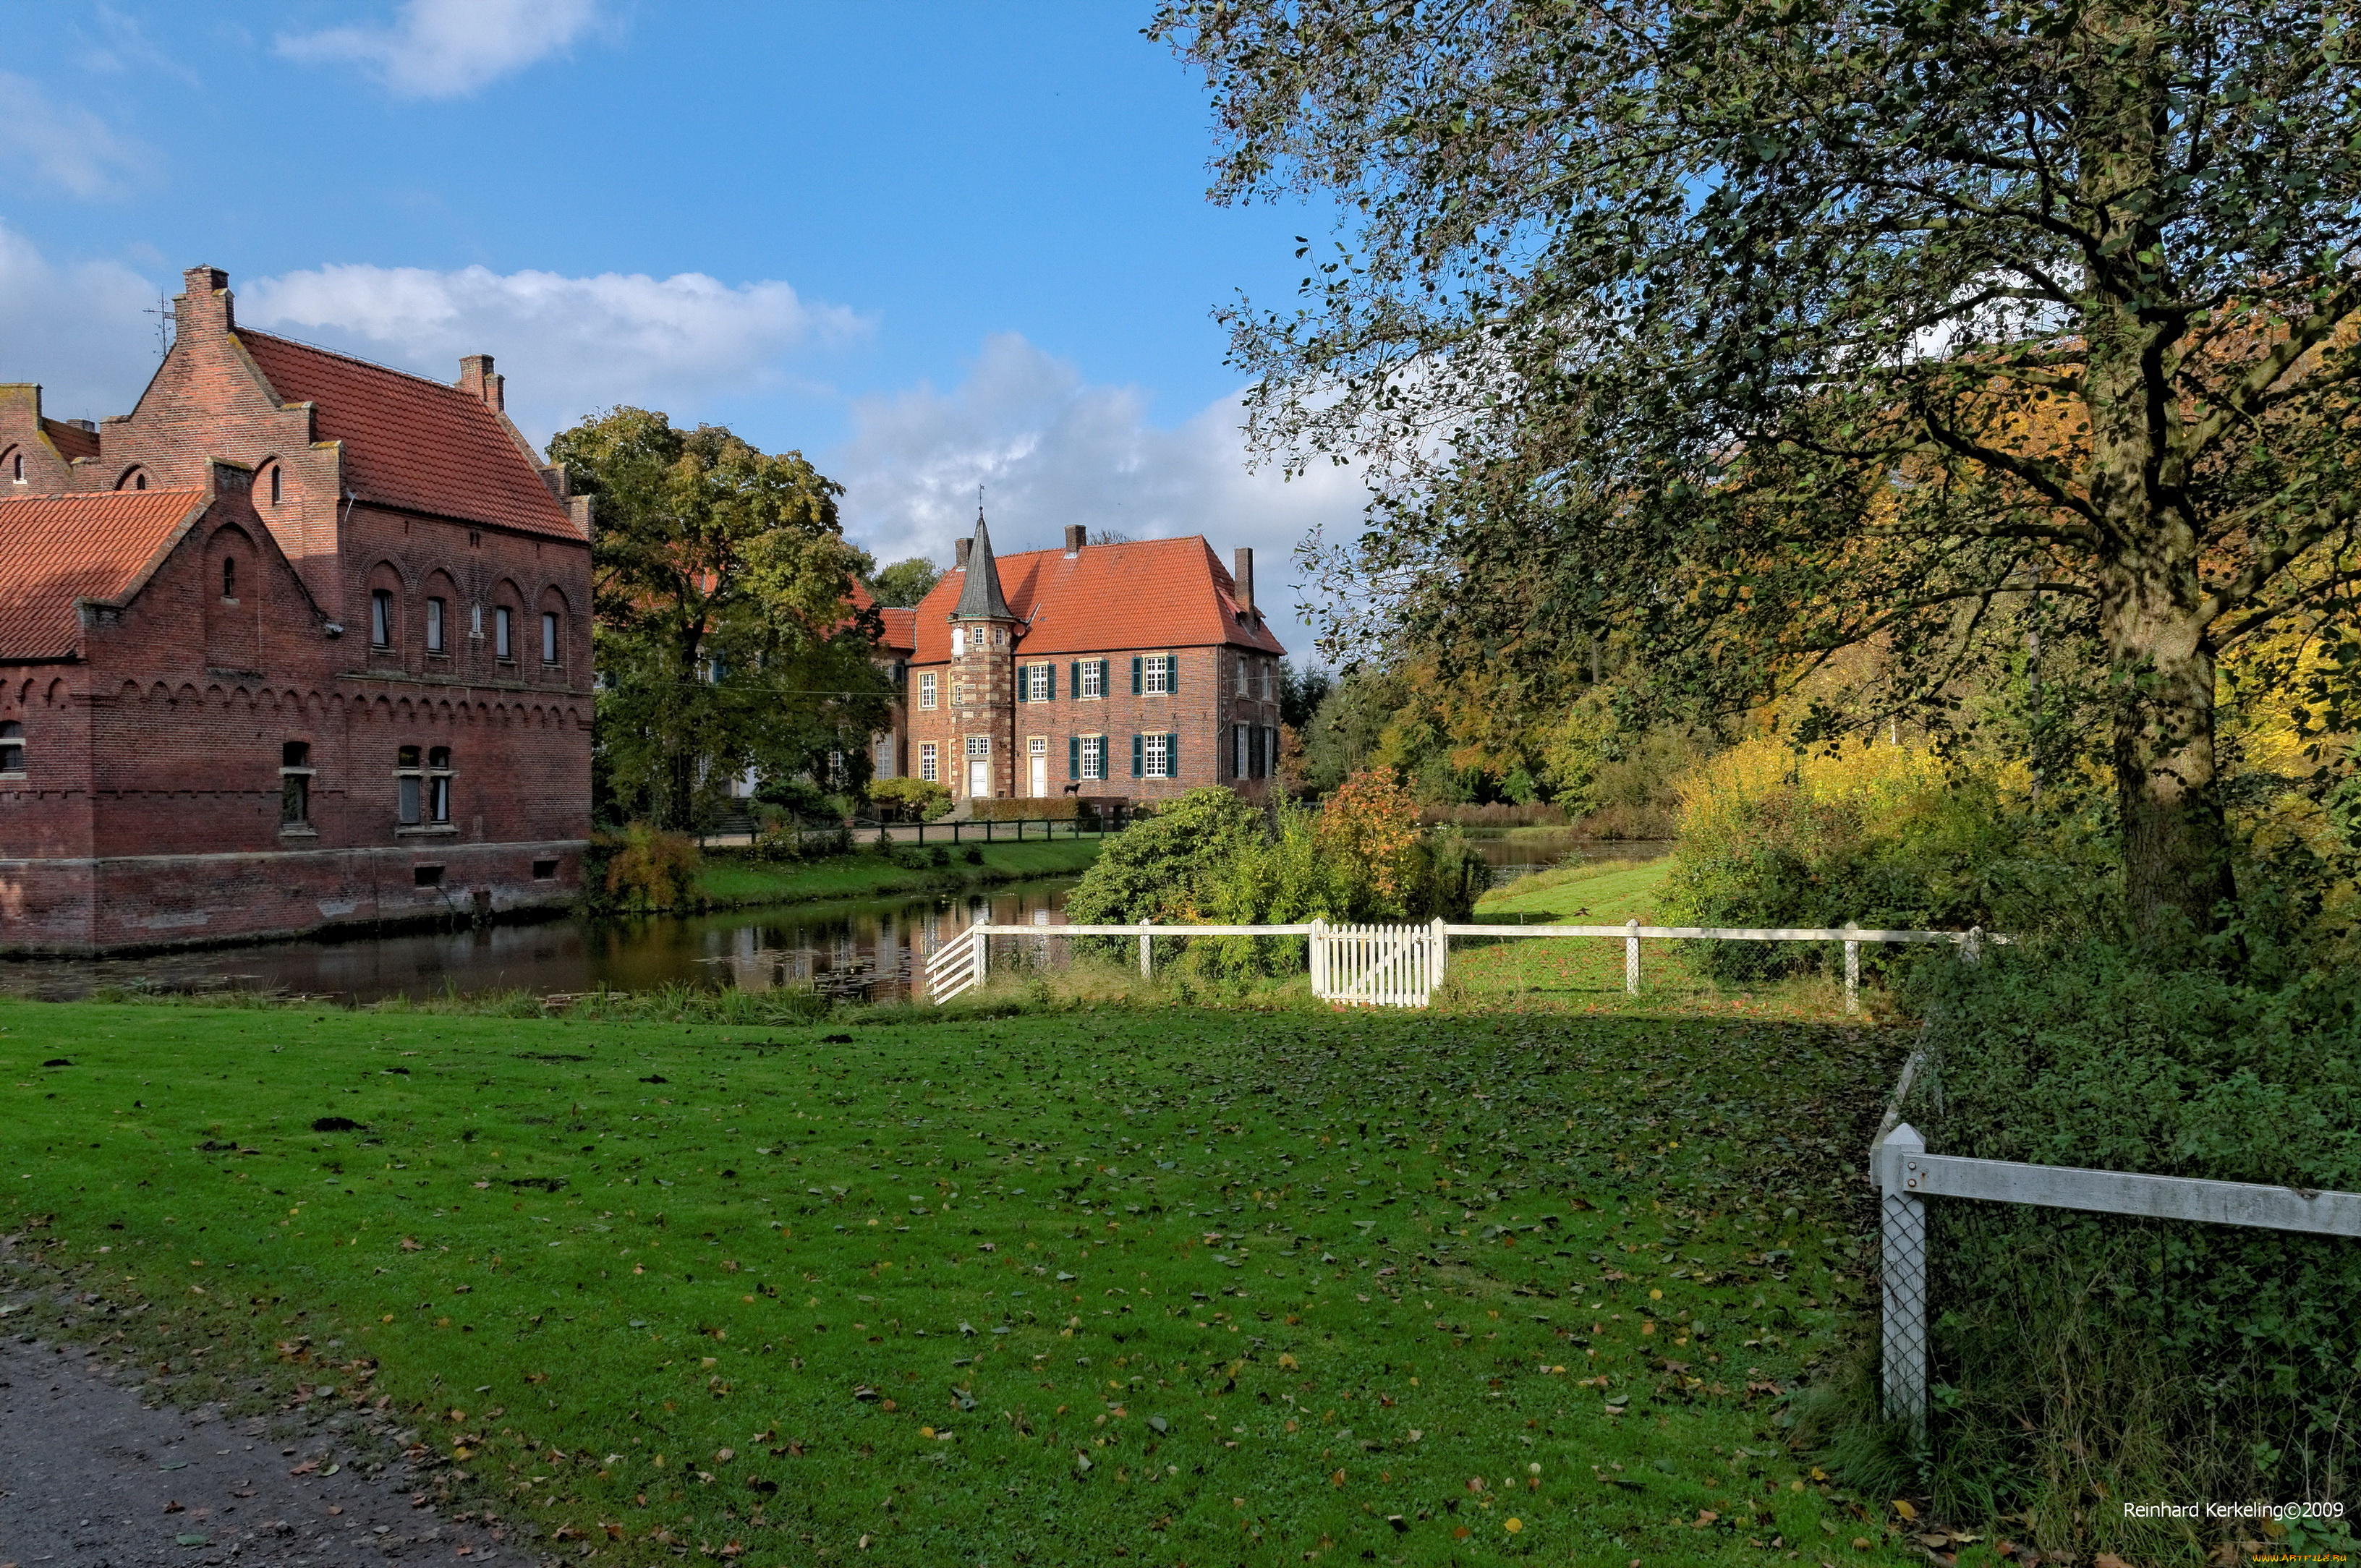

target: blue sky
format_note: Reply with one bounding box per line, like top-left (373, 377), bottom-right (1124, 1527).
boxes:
top-left (0, 1), bottom-right (1361, 654)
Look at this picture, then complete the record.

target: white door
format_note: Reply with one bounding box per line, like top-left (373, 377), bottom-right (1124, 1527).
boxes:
top-left (1029, 755), bottom-right (1047, 797)
top-left (969, 757), bottom-right (991, 797)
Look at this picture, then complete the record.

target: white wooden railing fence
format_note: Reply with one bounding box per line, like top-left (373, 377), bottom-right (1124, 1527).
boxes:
top-left (921, 917), bottom-right (2005, 1007)
top-left (1869, 1049), bottom-right (2361, 1438)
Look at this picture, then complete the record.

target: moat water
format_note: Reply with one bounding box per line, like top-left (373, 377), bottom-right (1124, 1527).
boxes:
top-left (0, 837), bottom-right (1667, 1007)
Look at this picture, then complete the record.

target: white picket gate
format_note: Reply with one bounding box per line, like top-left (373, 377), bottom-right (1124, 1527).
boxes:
top-left (1309, 916), bottom-right (1447, 1008)
top-left (923, 926), bottom-right (984, 1005)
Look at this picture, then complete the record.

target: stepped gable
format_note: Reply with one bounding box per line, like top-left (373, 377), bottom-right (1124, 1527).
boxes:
top-left (910, 535), bottom-right (1285, 661)
top-left (236, 331), bottom-right (581, 541)
top-left (0, 489), bottom-right (206, 659)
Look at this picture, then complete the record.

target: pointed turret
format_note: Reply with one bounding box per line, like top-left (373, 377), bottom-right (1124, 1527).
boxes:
top-left (953, 511), bottom-right (1013, 620)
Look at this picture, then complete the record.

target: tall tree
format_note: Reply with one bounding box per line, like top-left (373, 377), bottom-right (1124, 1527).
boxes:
top-left (1154, 0), bottom-right (2361, 935)
top-left (550, 408), bottom-right (892, 830)
top-left (867, 556), bottom-right (944, 608)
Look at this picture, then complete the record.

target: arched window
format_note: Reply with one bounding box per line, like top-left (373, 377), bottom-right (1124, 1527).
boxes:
top-left (7, 449), bottom-right (22, 484)
top-left (221, 556), bottom-right (237, 600)
top-left (0, 721), bottom-right (22, 773)
top-left (268, 465), bottom-right (282, 506)
top-left (116, 466), bottom-right (148, 492)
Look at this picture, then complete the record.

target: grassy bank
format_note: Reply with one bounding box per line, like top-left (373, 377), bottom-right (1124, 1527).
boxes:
top-left (0, 994), bottom-right (1947, 1566)
top-left (694, 838), bottom-right (1104, 909)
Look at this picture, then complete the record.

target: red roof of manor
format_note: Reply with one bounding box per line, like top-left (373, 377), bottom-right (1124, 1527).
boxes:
top-left (0, 489), bottom-right (206, 659)
top-left (237, 332), bottom-right (582, 542)
top-left (877, 605), bottom-right (917, 654)
top-left (908, 535), bottom-right (1283, 662)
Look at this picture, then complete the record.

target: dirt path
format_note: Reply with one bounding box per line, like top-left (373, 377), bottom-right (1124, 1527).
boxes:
top-left (0, 1333), bottom-right (536, 1568)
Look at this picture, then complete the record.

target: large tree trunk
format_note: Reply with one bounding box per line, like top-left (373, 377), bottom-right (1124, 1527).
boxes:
top-left (2077, 1), bottom-right (2233, 939)
top-left (2099, 571), bottom-right (2234, 937)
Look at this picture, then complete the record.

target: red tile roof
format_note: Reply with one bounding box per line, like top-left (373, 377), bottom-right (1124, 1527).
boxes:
top-left (41, 419), bottom-right (98, 462)
top-left (0, 489), bottom-right (206, 659)
top-left (908, 536), bottom-right (1283, 663)
top-left (877, 605), bottom-right (917, 655)
top-left (237, 332), bottom-right (582, 542)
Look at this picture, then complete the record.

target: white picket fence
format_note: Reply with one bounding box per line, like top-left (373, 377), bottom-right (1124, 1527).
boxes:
top-left (922, 916), bottom-right (2001, 1007)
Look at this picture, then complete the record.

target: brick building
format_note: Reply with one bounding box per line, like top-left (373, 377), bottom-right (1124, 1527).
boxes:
top-left (898, 517), bottom-right (1285, 806)
top-left (0, 265), bottom-right (593, 953)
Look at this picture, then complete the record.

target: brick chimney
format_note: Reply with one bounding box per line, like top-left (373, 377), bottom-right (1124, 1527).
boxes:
top-left (1065, 524), bottom-right (1086, 554)
top-left (1233, 547), bottom-right (1255, 616)
top-left (457, 354), bottom-right (505, 411)
top-left (956, 537), bottom-right (973, 571)
top-left (177, 265), bottom-right (233, 336)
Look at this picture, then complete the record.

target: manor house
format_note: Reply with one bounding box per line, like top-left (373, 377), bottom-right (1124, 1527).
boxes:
top-left (893, 517), bottom-right (1286, 804)
top-left (0, 265), bottom-right (592, 953)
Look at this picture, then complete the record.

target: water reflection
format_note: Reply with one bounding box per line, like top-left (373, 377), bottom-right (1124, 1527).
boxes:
top-left (1464, 832), bottom-right (1671, 884)
top-left (0, 879), bottom-right (1079, 1006)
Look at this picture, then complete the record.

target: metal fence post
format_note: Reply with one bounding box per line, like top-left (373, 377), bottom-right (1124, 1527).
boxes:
top-left (1845, 922), bottom-right (1861, 1013)
top-left (1139, 919), bottom-right (1153, 979)
top-left (1624, 918), bottom-right (1640, 995)
top-left (1873, 1122), bottom-right (1930, 1437)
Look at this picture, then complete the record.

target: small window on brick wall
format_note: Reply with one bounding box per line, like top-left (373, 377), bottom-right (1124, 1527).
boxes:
top-left (395, 745), bottom-right (454, 828)
top-left (0, 721), bottom-right (22, 773)
top-left (426, 597), bottom-right (446, 652)
top-left (280, 741), bottom-right (312, 828)
top-left (532, 858), bottom-right (558, 880)
top-left (371, 589), bottom-right (395, 649)
top-left (495, 605), bottom-right (514, 660)
top-left (542, 610), bottom-right (560, 665)
top-left (268, 465), bottom-right (282, 506)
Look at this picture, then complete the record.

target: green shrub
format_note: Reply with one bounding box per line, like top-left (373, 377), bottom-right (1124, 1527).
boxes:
top-left (870, 777), bottom-right (952, 822)
top-left (1662, 738), bottom-right (2090, 984)
top-left (600, 822), bottom-right (702, 912)
top-left (1860, 945), bottom-right (2361, 1560)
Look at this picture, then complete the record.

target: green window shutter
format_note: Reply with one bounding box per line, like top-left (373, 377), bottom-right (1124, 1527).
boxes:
top-left (1069, 734), bottom-right (1080, 780)
top-left (1131, 655), bottom-right (1143, 695)
top-left (1016, 665), bottom-right (1028, 703)
top-left (1131, 733), bottom-right (1144, 777)
top-left (1166, 731), bottom-right (1179, 779)
top-left (1166, 654), bottom-right (1179, 694)
top-left (1046, 662), bottom-right (1057, 701)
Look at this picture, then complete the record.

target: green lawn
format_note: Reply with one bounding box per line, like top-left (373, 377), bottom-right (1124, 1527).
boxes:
top-left (1458, 861), bottom-right (1860, 1023)
top-left (0, 996), bottom-right (1940, 1566)
top-left (695, 838), bottom-right (1104, 908)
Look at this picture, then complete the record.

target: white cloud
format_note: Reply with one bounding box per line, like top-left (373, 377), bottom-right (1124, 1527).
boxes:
top-left (237, 262), bottom-right (868, 440)
top-left (0, 72), bottom-right (152, 198)
top-left (828, 333), bottom-right (1369, 662)
top-left (0, 223), bottom-right (161, 419)
top-left (277, 0), bottom-right (605, 99)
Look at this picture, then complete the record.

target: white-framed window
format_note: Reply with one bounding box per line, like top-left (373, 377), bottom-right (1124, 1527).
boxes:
top-left (1079, 660), bottom-right (1103, 699)
top-left (919, 742), bottom-right (938, 782)
top-left (1026, 664), bottom-right (1050, 701)
top-left (1076, 733), bottom-right (1106, 780)
top-left (919, 671), bottom-right (937, 710)
top-left (875, 736), bottom-right (896, 777)
top-left (966, 735), bottom-right (991, 758)
top-left (1233, 723), bottom-right (1247, 780)
top-left (1143, 731), bottom-right (1170, 777)
top-left (1144, 655), bottom-right (1172, 695)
